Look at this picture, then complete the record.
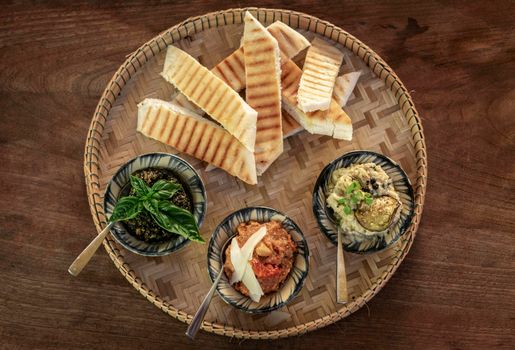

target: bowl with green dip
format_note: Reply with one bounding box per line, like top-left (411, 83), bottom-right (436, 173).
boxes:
top-left (104, 152), bottom-right (207, 256)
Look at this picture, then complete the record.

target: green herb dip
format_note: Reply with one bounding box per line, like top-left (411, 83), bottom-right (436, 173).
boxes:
top-left (123, 168), bottom-right (193, 242)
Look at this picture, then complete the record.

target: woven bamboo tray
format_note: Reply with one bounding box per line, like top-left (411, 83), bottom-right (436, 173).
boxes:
top-left (84, 8), bottom-right (427, 339)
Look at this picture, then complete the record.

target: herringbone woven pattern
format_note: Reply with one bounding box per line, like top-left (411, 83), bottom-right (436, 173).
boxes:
top-left (84, 8), bottom-right (427, 339)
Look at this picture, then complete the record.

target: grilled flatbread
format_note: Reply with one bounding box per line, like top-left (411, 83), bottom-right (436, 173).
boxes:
top-left (169, 20), bottom-right (309, 100)
top-left (161, 46), bottom-right (257, 152)
top-left (210, 21), bottom-right (310, 91)
top-left (170, 92), bottom-right (202, 115)
top-left (333, 71), bottom-right (362, 107)
top-left (211, 47), bottom-right (246, 92)
top-left (169, 20), bottom-right (310, 136)
top-left (282, 109), bottom-right (303, 137)
top-left (243, 12), bottom-right (283, 175)
top-left (137, 98), bottom-right (257, 185)
top-left (281, 54), bottom-right (352, 140)
top-left (297, 37), bottom-right (344, 112)
top-left (267, 21), bottom-right (311, 60)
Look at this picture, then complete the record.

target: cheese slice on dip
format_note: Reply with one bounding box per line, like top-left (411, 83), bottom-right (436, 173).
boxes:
top-left (229, 226), bottom-right (267, 302)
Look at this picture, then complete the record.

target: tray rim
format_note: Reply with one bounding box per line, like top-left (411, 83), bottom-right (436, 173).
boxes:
top-left (83, 7), bottom-right (428, 339)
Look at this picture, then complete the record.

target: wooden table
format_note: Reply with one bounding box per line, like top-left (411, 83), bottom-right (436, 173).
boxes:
top-left (1, 1), bottom-right (514, 349)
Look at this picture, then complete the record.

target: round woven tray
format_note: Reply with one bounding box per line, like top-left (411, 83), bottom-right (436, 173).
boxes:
top-left (84, 8), bottom-right (427, 339)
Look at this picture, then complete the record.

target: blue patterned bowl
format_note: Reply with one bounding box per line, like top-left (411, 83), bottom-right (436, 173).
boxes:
top-left (313, 151), bottom-right (414, 254)
top-left (104, 152), bottom-right (207, 256)
top-left (207, 207), bottom-right (309, 313)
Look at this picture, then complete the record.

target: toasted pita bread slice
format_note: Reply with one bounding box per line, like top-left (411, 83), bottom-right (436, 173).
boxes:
top-left (267, 21), bottom-right (311, 60)
top-left (137, 98), bottom-right (257, 185)
top-left (205, 108), bottom-right (302, 173)
top-left (161, 46), bottom-right (257, 152)
top-left (333, 71), bottom-right (362, 106)
top-left (281, 54), bottom-right (352, 140)
top-left (187, 20), bottom-right (311, 94)
top-left (169, 20), bottom-right (309, 133)
top-left (243, 12), bottom-right (283, 175)
top-left (297, 37), bottom-right (344, 112)
top-left (211, 47), bottom-right (247, 92)
top-left (282, 109), bottom-right (303, 137)
top-left (255, 144), bottom-right (283, 175)
top-left (171, 92), bottom-right (203, 115)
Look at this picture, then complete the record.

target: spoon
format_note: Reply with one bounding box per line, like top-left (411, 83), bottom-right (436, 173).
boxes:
top-left (68, 222), bottom-right (114, 277)
top-left (327, 208), bottom-right (348, 304)
top-left (186, 235), bottom-right (235, 340)
top-left (336, 227), bottom-right (348, 304)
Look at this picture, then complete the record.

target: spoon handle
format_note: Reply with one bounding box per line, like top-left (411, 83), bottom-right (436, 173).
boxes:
top-left (68, 222), bottom-right (113, 277)
top-left (336, 228), bottom-right (348, 304)
top-left (185, 269), bottom-right (223, 340)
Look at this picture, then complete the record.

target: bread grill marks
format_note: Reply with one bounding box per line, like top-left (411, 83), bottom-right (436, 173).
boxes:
top-left (243, 12), bottom-right (283, 175)
top-left (297, 37), bottom-right (344, 112)
top-left (169, 20), bottom-right (311, 139)
top-left (161, 46), bottom-right (257, 152)
top-left (280, 53), bottom-right (352, 140)
top-left (137, 99), bottom-right (257, 185)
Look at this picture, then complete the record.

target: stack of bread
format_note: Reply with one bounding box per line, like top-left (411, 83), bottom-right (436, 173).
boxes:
top-left (137, 12), bottom-right (361, 185)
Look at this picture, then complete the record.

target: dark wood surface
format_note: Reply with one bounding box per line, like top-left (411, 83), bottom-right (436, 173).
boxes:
top-left (1, 1), bottom-right (514, 349)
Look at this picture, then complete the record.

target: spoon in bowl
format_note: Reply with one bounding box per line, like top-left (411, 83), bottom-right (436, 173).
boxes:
top-left (185, 235), bottom-right (235, 340)
top-left (335, 226), bottom-right (348, 304)
top-left (327, 208), bottom-right (348, 304)
top-left (68, 222), bottom-right (114, 276)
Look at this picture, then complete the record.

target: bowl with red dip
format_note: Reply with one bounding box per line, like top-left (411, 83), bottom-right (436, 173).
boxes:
top-left (207, 207), bottom-right (309, 313)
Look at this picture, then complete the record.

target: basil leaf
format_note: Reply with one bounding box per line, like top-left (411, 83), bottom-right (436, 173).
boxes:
top-left (157, 201), bottom-right (204, 243)
top-left (343, 206), bottom-right (352, 215)
top-left (142, 198), bottom-right (160, 217)
top-left (109, 196), bottom-right (142, 222)
top-left (130, 175), bottom-right (151, 197)
top-left (151, 180), bottom-right (182, 200)
top-left (152, 179), bottom-right (181, 192)
top-left (337, 197), bottom-right (347, 205)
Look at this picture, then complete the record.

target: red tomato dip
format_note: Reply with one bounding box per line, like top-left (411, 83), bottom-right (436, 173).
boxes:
top-left (224, 221), bottom-right (297, 296)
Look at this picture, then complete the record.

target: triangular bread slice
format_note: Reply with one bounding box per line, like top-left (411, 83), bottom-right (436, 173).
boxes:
top-left (297, 37), bottom-right (344, 112)
top-left (266, 21), bottom-right (311, 61)
top-left (161, 46), bottom-right (257, 152)
top-left (137, 98), bottom-right (257, 185)
top-left (243, 12), bottom-right (283, 175)
top-left (333, 71), bottom-right (362, 106)
top-left (281, 54), bottom-right (352, 140)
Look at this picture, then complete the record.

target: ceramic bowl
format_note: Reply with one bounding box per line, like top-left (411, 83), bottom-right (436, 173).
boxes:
top-left (207, 207), bottom-right (309, 313)
top-left (103, 152), bottom-right (207, 256)
top-left (312, 150), bottom-right (415, 254)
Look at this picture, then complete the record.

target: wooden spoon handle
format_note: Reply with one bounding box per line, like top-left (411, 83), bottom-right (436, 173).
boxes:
top-left (336, 228), bottom-right (348, 304)
top-left (68, 223), bottom-right (113, 277)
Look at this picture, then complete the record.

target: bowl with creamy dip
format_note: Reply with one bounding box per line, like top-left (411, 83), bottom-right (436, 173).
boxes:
top-left (207, 207), bottom-right (309, 313)
top-left (312, 151), bottom-right (414, 253)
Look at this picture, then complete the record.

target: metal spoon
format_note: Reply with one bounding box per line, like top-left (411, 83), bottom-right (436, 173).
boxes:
top-left (336, 226), bottom-right (348, 304)
top-left (327, 208), bottom-right (348, 304)
top-left (185, 235), bottom-right (235, 340)
top-left (68, 222), bottom-right (114, 277)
